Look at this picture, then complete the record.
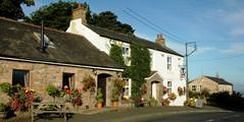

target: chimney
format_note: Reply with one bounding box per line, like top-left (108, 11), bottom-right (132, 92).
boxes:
top-left (155, 34), bottom-right (166, 46)
top-left (72, 4), bottom-right (87, 24)
top-left (40, 20), bottom-right (47, 52)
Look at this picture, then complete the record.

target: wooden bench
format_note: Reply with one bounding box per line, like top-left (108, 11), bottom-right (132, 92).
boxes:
top-left (31, 102), bottom-right (73, 122)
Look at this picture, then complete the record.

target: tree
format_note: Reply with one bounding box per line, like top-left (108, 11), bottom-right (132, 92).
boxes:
top-left (24, 1), bottom-right (134, 33)
top-left (109, 44), bottom-right (125, 67)
top-left (0, 0), bottom-right (34, 20)
top-left (24, 1), bottom-right (78, 31)
top-left (90, 11), bottom-right (134, 34)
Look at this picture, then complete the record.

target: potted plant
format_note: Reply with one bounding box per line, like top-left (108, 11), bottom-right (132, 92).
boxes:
top-left (111, 88), bottom-right (119, 108)
top-left (46, 85), bottom-right (61, 102)
top-left (168, 93), bottom-right (177, 101)
top-left (96, 88), bottom-right (103, 109)
top-left (111, 78), bottom-right (125, 108)
top-left (161, 98), bottom-right (170, 106)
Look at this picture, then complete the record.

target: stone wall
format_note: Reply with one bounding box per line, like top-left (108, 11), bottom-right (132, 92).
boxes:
top-left (0, 59), bottom-right (119, 108)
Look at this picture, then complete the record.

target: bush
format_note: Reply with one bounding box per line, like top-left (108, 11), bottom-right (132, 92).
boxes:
top-left (148, 97), bottom-right (158, 107)
top-left (208, 91), bottom-right (244, 111)
top-left (96, 88), bottom-right (103, 103)
top-left (111, 88), bottom-right (119, 102)
top-left (46, 85), bottom-right (61, 99)
top-left (184, 98), bottom-right (196, 107)
top-left (0, 82), bottom-right (12, 96)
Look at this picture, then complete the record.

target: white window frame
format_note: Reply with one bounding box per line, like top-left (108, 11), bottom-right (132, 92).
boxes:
top-left (167, 81), bottom-right (172, 93)
top-left (167, 56), bottom-right (172, 70)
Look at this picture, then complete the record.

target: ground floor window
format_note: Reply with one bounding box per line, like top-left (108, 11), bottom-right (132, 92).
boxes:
top-left (12, 69), bottom-right (29, 87)
top-left (167, 81), bottom-right (172, 93)
top-left (123, 78), bottom-right (131, 99)
top-left (192, 85), bottom-right (196, 92)
top-left (62, 73), bottom-right (75, 90)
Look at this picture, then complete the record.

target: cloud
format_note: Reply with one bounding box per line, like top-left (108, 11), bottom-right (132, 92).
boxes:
top-left (221, 42), bottom-right (244, 54)
top-left (196, 46), bottom-right (217, 54)
top-left (222, 10), bottom-right (244, 37)
top-left (230, 28), bottom-right (244, 36)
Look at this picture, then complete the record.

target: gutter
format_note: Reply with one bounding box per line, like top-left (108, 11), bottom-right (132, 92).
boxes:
top-left (0, 56), bottom-right (124, 72)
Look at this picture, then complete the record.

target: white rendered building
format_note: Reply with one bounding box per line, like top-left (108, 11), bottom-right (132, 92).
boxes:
top-left (66, 5), bottom-right (186, 106)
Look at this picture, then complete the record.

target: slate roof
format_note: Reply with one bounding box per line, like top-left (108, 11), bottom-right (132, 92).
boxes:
top-left (86, 25), bottom-right (183, 57)
top-left (0, 17), bottom-right (123, 70)
top-left (204, 76), bottom-right (233, 85)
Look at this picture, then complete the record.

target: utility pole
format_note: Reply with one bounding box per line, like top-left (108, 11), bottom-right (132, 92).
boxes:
top-left (185, 42), bottom-right (197, 99)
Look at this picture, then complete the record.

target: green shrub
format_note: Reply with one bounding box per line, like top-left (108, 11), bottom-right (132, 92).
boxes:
top-left (0, 82), bottom-right (11, 94)
top-left (148, 97), bottom-right (158, 107)
top-left (96, 88), bottom-right (103, 103)
top-left (208, 91), bottom-right (244, 110)
top-left (46, 85), bottom-right (60, 100)
top-left (184, 98), bottom-right (196, 107)
top-left (111, 88), bottom-right (119, 102)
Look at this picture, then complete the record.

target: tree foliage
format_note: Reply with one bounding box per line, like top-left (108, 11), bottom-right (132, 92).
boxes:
top-left (24, 1), bottom-right (134, 33)
top-left (24, 1), bottom-right (78, 31)
top-left (89, 11), bottom-right (134, 34)
top-left (0, 0), bottom-right (34, 20)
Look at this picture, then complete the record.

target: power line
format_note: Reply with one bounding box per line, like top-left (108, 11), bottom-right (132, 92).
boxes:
top-left (123, 9), bottom-right (185, 44)
top-left (126, 8), bottom-right (186, 43)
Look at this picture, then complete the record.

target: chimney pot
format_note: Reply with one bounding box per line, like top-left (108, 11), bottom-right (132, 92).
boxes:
top-left (72, 3), bottom-right (87, 24)
top-left (155, 34), bottom-right (166, 46)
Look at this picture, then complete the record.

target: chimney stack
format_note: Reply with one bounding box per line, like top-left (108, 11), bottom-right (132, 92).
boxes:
top-left (155, 34), bottom-right (166, 46)
top-left (72, 4), bottom-right (87, 24)
top-left (40, 20), bottom-right (47, 52)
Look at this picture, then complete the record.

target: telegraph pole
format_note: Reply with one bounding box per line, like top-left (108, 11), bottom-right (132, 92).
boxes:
top-left (185, 42), bottom-right (197, 99)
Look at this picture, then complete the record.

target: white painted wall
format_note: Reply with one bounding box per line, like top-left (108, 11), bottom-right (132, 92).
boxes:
top-left (150, 49), bottom-right (186, 106)
top-left (67, 18), bottom-right (186, 106)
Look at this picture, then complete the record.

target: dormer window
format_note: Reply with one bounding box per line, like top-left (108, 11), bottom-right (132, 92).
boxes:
top-left (33, 32), bottom-right (55, 48)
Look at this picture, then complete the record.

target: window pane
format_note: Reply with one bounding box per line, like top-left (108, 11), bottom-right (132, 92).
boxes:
top-left (12, 70), bottom-right (29, 87)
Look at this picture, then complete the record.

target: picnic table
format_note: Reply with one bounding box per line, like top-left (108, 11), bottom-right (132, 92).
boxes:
top-left (31, 102), bottom-right (73, 122)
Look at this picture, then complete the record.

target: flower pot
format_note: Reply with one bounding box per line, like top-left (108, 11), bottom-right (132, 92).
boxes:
top-left (97, 103), bottom-right (103, 109)
top-left (112, 101), bottom-right (119, 108)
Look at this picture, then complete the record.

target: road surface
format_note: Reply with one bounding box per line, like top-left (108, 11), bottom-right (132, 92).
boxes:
top-left (142, 112), bottom-right (244, 122)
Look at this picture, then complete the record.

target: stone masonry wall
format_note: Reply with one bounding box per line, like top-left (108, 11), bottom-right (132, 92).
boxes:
top-left (0, 59), bottom-right (118, 108)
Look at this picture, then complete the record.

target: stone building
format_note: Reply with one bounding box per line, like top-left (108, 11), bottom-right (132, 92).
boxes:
top-left (189, 75), bottom-right (233, 95)
top-left (0, 17), bottom-right (124, 108)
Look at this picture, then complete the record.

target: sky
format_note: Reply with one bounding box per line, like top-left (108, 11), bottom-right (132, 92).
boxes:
top-left (22, 0), bottom-right (244, 92)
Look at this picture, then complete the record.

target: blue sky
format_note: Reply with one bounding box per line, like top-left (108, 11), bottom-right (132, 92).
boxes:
top-left (22, 0), bottom-right (244, 92)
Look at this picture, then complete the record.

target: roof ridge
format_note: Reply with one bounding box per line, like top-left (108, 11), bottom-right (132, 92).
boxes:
top-left (0, 17), bottom-right (87, 39)
top-left (87, 24), bottom-right (134, 37)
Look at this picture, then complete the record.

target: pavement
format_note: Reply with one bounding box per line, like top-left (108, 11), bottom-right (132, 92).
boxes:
top-left (2, 106), bottom-right (243, 122)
